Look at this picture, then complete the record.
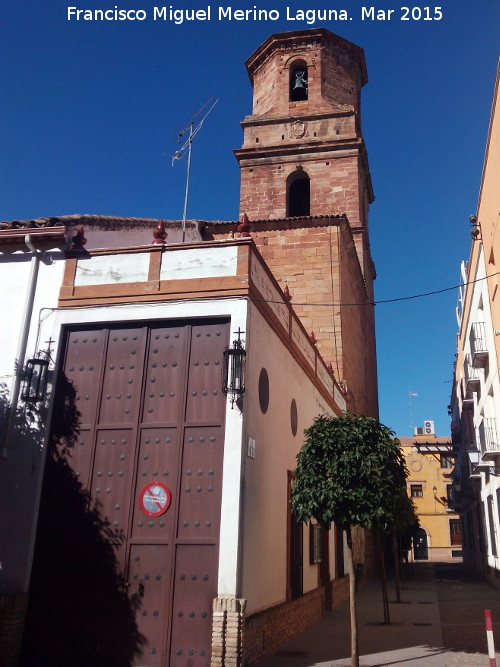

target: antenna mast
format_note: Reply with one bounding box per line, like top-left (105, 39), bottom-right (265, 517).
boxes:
top-left (171, 97), bottom-right (219, 241)
top-left (408, 390), bottom-right (418, 434)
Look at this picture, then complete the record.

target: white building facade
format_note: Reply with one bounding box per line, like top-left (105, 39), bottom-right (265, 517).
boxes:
top-left (0, 218), bottom-right (347, 666)
top-left (451, 60), bottom-right (500, 583)
top-left (452, 248), bottom-right (500, 574)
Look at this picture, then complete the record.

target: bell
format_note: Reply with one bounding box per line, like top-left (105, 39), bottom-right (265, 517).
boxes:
top-left (293, 72), bottom-right (307, 90)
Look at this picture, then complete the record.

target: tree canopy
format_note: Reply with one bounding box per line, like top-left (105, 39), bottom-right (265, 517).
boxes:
top-left (291, 413), bottom-right (409, 532)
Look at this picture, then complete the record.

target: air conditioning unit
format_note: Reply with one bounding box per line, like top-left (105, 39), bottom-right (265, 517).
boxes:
top-left (414, 427), bottom-right (424, 435)
top-left (424, 420), bottom-right (435, 435)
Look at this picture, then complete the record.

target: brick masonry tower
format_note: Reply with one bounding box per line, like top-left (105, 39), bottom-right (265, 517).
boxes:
top-left (234, 29), bottom-right (374, 276)
top-left (208, 29), bottom-right (378, 416)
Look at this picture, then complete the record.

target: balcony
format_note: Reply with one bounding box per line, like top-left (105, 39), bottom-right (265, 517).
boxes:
top-left (464, 355), bottom-right (481, 392)
top-left (470, 322), bottom-right (489, 368)
top-left (480, 418), bottom-right (500, 460)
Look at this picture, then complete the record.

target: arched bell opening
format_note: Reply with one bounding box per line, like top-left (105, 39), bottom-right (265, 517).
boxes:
top-left (289, 60), bottom-right (308, 102)
top-left (287, 171), bottom-right (310, 217)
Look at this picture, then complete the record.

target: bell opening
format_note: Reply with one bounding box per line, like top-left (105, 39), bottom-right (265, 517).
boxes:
top-left (290, 61), bottom-right (308, 102)
top-left (287, 172), bottom-right (310, 217)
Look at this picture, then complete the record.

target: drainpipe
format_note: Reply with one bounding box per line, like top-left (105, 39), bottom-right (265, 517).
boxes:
top-left (2, 235), bottom-right (41, 458)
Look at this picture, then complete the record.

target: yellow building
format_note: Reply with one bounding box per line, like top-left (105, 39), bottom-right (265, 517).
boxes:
top-left (400, 421), bottom-right (463, 562)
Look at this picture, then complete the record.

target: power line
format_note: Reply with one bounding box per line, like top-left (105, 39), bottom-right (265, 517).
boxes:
top-left (40, 265), bottom-right (500, 311)
top-left (249, 270), bottom-right (500, 308)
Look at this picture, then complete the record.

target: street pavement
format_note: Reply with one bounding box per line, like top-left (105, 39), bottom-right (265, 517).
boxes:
top-left (253, 561), bottom-right (500, 667)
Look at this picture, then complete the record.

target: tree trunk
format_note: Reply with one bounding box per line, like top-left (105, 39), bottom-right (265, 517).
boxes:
top-left (320, 524), bottom-right (332, 610)
top-left (346, 526), bottom-right (359, 667)
top-left (376, 528), bottom-right (390, 624)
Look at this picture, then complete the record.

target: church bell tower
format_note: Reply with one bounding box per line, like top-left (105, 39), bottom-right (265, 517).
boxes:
top-left (234, 28), bottom-right (374, 274)
top-left (229, 29), bottom-right (378, 416)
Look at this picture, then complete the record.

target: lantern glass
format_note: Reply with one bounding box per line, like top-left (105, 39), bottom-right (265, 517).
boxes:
top-left (21, 357), bottom-right (49, 403)
top-left (467, 448), bottom-right (480, 465)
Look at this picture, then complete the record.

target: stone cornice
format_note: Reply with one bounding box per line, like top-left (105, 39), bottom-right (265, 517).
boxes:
top-left (240, 108), bottom-right (356, 127)
top-left (234, 137), bottom-right (365, 164)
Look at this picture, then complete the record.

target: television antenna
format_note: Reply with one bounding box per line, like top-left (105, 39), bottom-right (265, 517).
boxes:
top-left (408, 390), bottom-right (418, 433)
top-left (171, 96), bottom-right (219, 241)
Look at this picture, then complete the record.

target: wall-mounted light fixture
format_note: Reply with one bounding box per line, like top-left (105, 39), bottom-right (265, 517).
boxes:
top-left (21, 353), bottom-right (49, 403)
top-left (222, 328), bottom-right (246, 408)
top-left (466, 446), bottom-right (500, 476)
top-left (467, 446), bottom-right (481, 466)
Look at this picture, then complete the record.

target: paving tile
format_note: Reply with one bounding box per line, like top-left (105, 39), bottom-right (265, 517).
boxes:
top-left (254, 562), bottom-right (500, 667)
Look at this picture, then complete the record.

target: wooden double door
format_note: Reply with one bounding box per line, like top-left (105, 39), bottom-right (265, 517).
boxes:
top-left (26, 319), bottom-right (229, 666)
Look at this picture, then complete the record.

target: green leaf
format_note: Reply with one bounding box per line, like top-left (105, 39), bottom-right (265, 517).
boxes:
top-left (291, 413), bottom-right (417, 534)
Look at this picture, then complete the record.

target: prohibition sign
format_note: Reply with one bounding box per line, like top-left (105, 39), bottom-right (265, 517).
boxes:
top-left (139, 482), bottom-right (172, 517)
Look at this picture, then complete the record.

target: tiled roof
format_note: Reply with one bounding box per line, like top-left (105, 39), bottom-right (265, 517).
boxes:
top-left (399, 436), bottom-right (451, 445)
top-left (0, 213), bottom-right (347, 230)
top-left (205, 214), bottom-right (346, 226)
top-left (0, 215), bottom-right (230, 229)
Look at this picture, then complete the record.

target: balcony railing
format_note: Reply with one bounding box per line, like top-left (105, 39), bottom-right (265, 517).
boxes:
top-left (461, 387), bottom-right (474, 410)
top-left (480, 417), bottom-right (500, 459)
top-left (470, 322), bottom-right (489, 368)
top-left (464, 354), bottom-right (481, 391)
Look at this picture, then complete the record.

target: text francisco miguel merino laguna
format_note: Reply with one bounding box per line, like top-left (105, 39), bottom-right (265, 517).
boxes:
top-left (67, 5), bottom-right (404, 24)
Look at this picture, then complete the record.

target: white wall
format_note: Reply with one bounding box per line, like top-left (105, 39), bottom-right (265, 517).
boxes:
top-left (240, 303), bottom-right (337, 615)
top-left (0, 247), bottom-right (66, 594)
top-left (460, 247), bottom-right (500, 569)
top-left (0, 250), bottom-right (66, 390)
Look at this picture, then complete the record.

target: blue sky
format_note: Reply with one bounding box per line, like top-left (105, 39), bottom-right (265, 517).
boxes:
top-left (1, 0), bottom-right (499, 437)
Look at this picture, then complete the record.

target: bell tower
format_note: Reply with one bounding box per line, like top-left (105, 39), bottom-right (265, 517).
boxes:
top-left (234, 28), bottom-right (374, 275)
top-left (225, 29), bottom-right (378, 416)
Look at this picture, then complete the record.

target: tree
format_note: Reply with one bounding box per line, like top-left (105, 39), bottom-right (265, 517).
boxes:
top-left (291, 413), bottom-right (410, 667)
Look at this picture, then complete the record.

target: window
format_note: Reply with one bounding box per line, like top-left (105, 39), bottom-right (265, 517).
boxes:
top-left (287, 471), bottom-right (303, 600)
top-left (440, 454), bottom-right (454, 469)
top-left (287, 171), bottom-right (310, 217)
top-left (290, 60), bottom-right (308, 101)
top-left (309, 524), bottom-right (322, 564)
top-left (449, 519), bottom-right (462, 546)
top-left (411, 484), bottom-right (423, 498)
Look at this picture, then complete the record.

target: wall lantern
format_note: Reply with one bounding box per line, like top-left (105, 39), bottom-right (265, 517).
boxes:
top-left (222, 328), bottom-right (246, 407)
top-left (466, 446), bottom-right (481, 466)
top-left (467, 445), bottom-right (500, 476)
top-left (21, 353), bottom-right (49, 403)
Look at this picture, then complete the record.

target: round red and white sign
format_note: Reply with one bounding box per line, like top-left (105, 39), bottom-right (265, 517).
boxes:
top-left (139, 482), bottom-right (172, 517)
